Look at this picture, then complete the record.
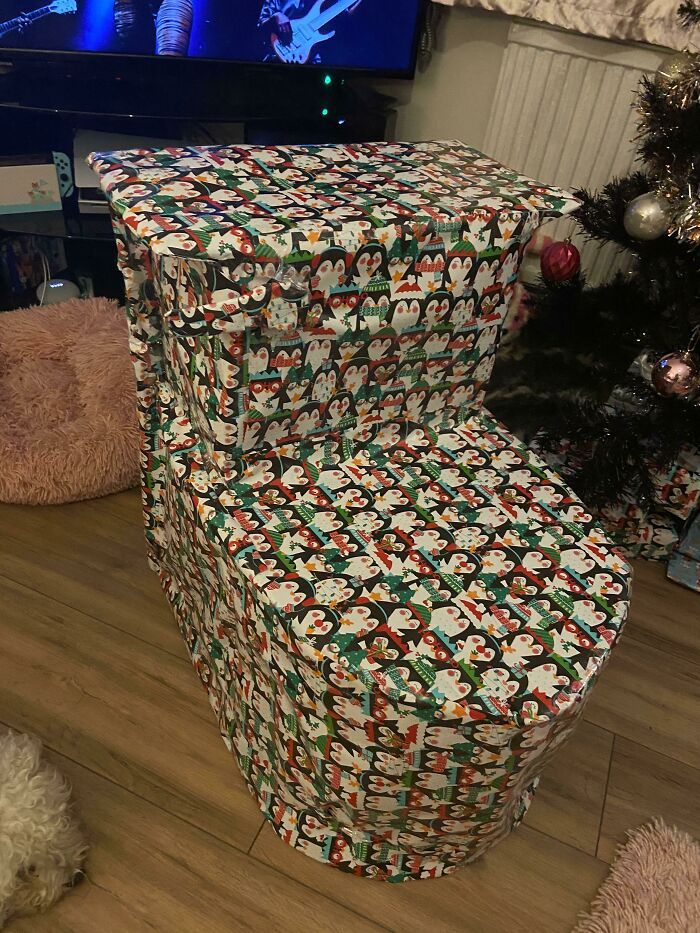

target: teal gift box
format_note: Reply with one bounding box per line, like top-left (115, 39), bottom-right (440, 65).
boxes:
top-left (667, 512), bottom-right (700, 592)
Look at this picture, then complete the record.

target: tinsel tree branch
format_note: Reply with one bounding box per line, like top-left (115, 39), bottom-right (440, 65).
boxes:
top-left (572, 175), bottom-right (699, 271)
top-left (637, 76), bottom-right (700, 187)
top-left (516, 272), bottom-right (654, 364)
top-left (637, 5), bottom-right (700, 246)
top-left (573, 174), bottom-right (650, 248)
top-left (534, 379), bottom-right (700, 510)
top-left (678, 1), bottom-right (700, 28)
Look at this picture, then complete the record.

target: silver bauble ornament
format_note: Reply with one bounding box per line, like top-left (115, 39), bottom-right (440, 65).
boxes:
top-left (657, 51), bottom-right (694, 83)
top-left (623, 192), bottom-right (672, 241)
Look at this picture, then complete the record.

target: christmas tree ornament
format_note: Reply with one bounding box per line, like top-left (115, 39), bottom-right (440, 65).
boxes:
top-left (539, 238), bottom-right (581, 282)
top-left (654, 42), bottom-right (700, 114)
top-left (623, 192), bottom-right (672, 240)
top-left (665, 57), bottom-right (700, 110)
top-left (651, 350), bottom-right (700, 398)
top-left (656, 50), bottom-right (695, 83)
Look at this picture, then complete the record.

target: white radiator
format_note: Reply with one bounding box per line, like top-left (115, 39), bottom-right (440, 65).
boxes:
top-left (483, 23), bottom-right (667, 285)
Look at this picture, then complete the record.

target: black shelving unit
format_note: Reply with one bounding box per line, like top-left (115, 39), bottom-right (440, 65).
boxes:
top-left (0, 59), bottom-right (395, 308)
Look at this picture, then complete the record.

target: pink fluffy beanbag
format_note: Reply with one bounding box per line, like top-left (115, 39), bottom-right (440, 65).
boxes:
top-left (0, 297), bottom-right (140, 505)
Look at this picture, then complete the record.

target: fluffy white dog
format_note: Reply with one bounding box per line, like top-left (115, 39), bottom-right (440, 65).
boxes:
top-left (0, 730), bottom-right (88, 928)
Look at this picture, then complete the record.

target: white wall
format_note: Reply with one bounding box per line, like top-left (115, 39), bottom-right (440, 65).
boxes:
top-left (377, 9), bottom-right (668, 285)
top-left (377, 7), bottom-right (510, 148)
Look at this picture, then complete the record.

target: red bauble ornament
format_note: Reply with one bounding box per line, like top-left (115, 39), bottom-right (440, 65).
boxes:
top-left (540, 239), bottom-right (581, 282)
top-left (651, 350), bottom-right (700, 398)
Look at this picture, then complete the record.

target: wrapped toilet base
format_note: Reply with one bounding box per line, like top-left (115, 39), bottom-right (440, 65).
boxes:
top-left (154, 395), bottom-right (594, 882)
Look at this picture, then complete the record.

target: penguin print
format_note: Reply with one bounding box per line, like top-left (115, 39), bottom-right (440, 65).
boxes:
top-left (391, 298), bottom-right (421, 331)
top-left (249, 376), bottom-right (283, 414)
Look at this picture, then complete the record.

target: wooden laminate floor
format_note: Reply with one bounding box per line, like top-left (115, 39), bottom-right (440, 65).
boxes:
top-left (1, 490), bottom-right (698, 932)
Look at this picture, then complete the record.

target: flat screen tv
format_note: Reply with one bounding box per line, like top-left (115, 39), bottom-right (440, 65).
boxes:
top-left (0, 0), bottom-right (423, 76)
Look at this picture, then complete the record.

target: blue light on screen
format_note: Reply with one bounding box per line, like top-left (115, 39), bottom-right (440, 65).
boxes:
top-left (76, 0), bottom-right (115, 52)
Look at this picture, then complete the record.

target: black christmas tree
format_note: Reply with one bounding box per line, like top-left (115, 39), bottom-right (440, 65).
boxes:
top-left (488, 2), bottom-right (700, 520)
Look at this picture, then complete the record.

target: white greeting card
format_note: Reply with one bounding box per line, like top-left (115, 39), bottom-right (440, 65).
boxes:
top-left (0, 156), bottom-right (62, 214)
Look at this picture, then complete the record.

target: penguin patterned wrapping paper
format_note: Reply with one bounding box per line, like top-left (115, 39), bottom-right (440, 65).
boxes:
top-left (90, 141), bottom-right (632, 881)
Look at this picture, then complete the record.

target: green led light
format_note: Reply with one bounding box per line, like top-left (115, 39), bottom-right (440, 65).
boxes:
top-left (323, 74), bottom-right (332, 85)
top-left (321, 108), bottom-right (329, 116)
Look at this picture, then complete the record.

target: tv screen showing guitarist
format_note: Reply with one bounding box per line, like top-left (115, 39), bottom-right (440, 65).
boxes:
top-left (0, 0), bottom-right (421, 73)
top-left (259, 0), bottom-right (362, 65)
top-left (0, 0), bottom-right (76, 41)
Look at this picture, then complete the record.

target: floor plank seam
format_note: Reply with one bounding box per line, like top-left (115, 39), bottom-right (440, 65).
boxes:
top-left (595, 732), bottom-right (615, 861)
top-left (523, 822), bottom-right (609, 866)
top-left (0, 716), bottom-right (258, 860)
top-left (81, 500), bottom-right (143, 528)
top-left (621, 631), bottom-right (700, 671)
top-left (85, 876), bottom-right (160, 930)
top-left (0, 568), bottom-right (192, 664)
top-left (246, 818), bottom-right (267, 856)
top-left (244, 850), bottom-right (396, 933)
top-left (581, 716), bottom-right (700, 774)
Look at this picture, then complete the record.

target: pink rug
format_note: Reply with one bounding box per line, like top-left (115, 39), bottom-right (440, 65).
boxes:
top-left (574, 820), bottom-right (700, 933)
top-left (0, 297), bottom-right (140, 505)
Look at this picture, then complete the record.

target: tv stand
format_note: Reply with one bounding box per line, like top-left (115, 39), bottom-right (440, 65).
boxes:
top-left (0, 58), bottom-right (395, 307)
top-left (0, 57), bottom-right (394, 129)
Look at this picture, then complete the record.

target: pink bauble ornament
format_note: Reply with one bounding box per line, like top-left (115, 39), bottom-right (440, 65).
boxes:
top-left (651, 351), bottom-right (700, 398)
top-left (540, 239), bottom-right (581, 282)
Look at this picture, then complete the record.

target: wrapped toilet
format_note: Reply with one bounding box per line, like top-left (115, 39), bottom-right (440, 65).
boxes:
top-left (91, 140), bottom-right (631, 881)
